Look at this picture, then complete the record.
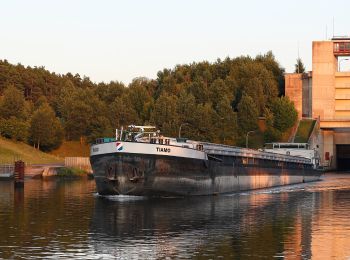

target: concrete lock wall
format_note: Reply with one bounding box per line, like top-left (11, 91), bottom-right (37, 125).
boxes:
top-left (286, 39), bottom-right (350, 170)
top-left (285, 73), bottom-right (303, 119)
top-left (312, 41), bottom-right (337, 120)
top-left (65, 157), bottom-right (92, 173)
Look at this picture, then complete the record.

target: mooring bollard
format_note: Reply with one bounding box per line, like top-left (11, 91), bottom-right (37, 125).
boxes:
top-left (14, 160), bottom-right (25, 188)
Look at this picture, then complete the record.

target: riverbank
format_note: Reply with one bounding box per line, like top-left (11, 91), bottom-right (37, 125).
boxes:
top-left (0, 137), bottom-right (63, 165)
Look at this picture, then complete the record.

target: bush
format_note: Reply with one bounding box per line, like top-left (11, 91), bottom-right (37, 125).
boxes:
top-left (0, 117), bottom-right (29, 141)
top-left (264, 127), bottom-right (282, 143)
top-left (56, 167), bottom-right (87, 177)
top-left (270, 96), bottom-right (298, 132)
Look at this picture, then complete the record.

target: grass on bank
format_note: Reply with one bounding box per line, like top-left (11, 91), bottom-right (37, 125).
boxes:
top-left (294, 119), bottom-right (316, 143)
top-left (0, 137), bottom-right (63, 164)
top-left (56, 167), bottom-right (88, 177)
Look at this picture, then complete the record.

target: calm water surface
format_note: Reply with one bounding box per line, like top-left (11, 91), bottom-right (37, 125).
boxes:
top-left (0, 174), bottom-right (350, 259)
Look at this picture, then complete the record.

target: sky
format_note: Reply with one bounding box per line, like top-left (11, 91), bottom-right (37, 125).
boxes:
top-left (0, 0), bottom-right (349, 84)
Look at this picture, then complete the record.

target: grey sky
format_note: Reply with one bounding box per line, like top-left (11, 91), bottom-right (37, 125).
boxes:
top-left (0, 0), bottom-right (349, 84)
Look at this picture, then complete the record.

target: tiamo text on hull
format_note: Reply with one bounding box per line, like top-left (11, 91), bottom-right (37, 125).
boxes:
top-left (90, 125), bottom-right (323, 196)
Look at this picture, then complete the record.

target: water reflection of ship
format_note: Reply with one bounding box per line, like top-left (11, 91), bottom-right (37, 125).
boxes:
top-left (90, 191), bottom-right (315, 259)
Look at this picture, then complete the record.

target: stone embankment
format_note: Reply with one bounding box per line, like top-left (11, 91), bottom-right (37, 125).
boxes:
top-left (25, 164), bottom-right (64, 178)
top-left (1, 157), bottom-right (92, 179)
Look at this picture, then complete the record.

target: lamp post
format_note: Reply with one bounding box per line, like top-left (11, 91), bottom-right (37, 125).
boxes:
top-left (178, 123), bottom-right (190, 138)
top-left (339, 58), bottom-right (349, 72)
top-left (220, 117), bottom-right (225, 143)
top-left (246, 130), bottom-right (257, 148)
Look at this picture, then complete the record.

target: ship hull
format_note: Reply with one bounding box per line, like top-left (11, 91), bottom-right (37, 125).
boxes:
top-left (90, 151), bottom-right (322, 196)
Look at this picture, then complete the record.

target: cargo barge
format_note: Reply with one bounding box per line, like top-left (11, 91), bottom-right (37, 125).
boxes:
top-left (90, 125), bottom-right (322, 196)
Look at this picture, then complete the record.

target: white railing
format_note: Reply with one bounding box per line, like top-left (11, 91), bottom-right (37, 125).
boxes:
top-left (0, 164), bottom-right (14, 177)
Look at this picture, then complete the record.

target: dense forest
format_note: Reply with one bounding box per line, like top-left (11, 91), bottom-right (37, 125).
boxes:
top-left (0, 51), bottom-right (297, 151)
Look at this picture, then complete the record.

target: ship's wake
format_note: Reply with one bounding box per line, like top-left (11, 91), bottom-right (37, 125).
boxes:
top-left (93, 193), bottom-right (147, 201)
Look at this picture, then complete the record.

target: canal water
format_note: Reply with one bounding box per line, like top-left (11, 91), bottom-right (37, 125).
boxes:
top-left (0, 174), bottom-right (349, 259)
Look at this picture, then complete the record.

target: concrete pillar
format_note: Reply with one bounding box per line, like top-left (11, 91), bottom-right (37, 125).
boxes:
top-left (285, 73), bottom-right (303, 119)
top-left (322, 130), bottom-right (336, 169)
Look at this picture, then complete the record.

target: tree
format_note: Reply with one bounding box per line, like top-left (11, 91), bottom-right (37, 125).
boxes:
top-left (263, 107), bottom-right (282, 143)
top-left (270, 96), bottom-right (298, 132)
top-left (95, 81), bottom-right (125, 103)
top-left (151, 93), bottom-right (178, 136)
top-left (127, 82), bottom-right (154, 124)
top-left (0, 84), bottom-right (30, 141)
top-left (109, 95), bottom-right (139, 128)
top-left (232, 62), bottom-right (278, 115)
top-left (237, 94), bottom-right (259, 136)
top-left (29, 103), bottom-right (63, 151)
top-left (0, 117), bottom-right (29, 141)
top-left (176, 91), bottom-right (196, 126)
top-left (294, 58), bottom-right (306, 73)
top-left (86, 116), bottom-right (112, 143)
top-left (193, 103), bottom-right (217, 142)
top-left (187, 80), bottom-right (210, 104)
top-left (256, 51), bottom-right (285, 96)
top-left (209, 78), bottom-right (232, 110)
top-left (216, 97), bottom-right (237, 145)
top-left (0, 53), bottom-right (289, 148)
top-left (63, 100), bottom-right (93, 140)
top-left (0, 84), bottom-right (27, 120)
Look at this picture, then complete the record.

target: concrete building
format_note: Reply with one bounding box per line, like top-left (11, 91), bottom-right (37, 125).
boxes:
top-left (285, 37), bottom-right (350, 170)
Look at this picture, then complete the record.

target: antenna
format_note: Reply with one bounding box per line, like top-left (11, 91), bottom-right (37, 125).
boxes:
top-left (326, 25), bottom-right (328, 40)
top-left (332, 17), bottom-right (335, 37)
top-left (297, 41), bottom-right (300, 73)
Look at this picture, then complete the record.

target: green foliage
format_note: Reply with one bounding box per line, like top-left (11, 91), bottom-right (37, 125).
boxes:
top-left (151, 93), bottom-right (178, 135)
top-left (232, 62), bottom-right (278, 115)
top-left (0, 53), bottom-right (291, 148)
top-left (215, 97), bottom-right (237, 144)
top-left (193, 103), bottom-right (217, 142)
top-left (294, 119), bottom-right (316, 143)
top-left (63, 99), bottom-right (93, 140)
top-left (0, 117), bottom-right (29, 141)
top-left (270, 96), bottom-right (298, 132)
top-left (86, 116), bottom-right (113, 144)
top-left (175, 91), bottom-right (196, 126)
top-left (294, 58), bottom-right (306, 73)
top-left (264, 127), bottom-right (282, 143)
top-left (0, 84), bottom-right (27, 120)
top-left (256, 51), bottom-right (285, 96)
top-left (29, 103), bottom-right (63, 151)
top-left (237, 94), bottom-right (259, 136)
top-left (95, 81), bottom-right (125, 103)
top-left (128, 79), bottom-right (154, 124)
top-left (56, 167), bottom-right (87, 177)
top-left (264, 107), bottom-right (274, 128)
top-left (109, 95), bottom-right (139, 128)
